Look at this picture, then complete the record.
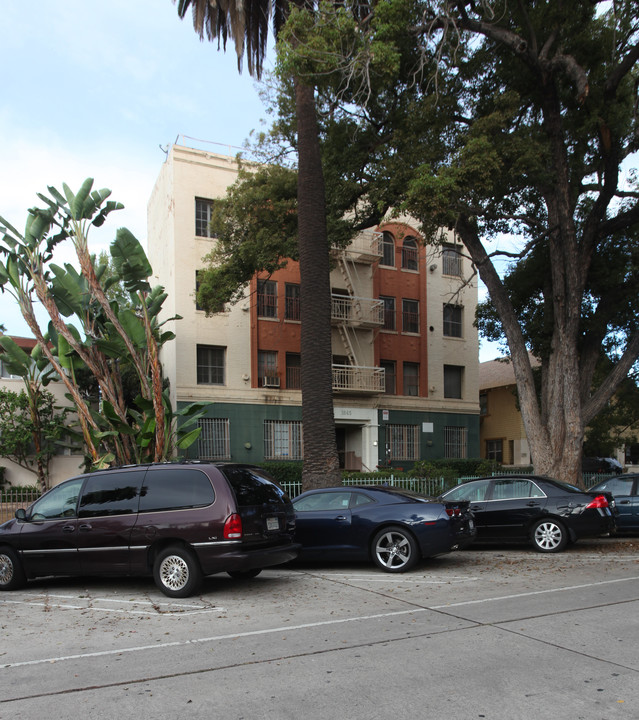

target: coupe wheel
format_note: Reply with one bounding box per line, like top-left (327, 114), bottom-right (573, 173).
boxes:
top-left (371, 526), bottom-right (419, 572)
top-left (531, 519), bottom-right (568, 553)
top-left (153, 546), bottom-right (202, 597)
top-left (0, 547), bottom-right (26, 591)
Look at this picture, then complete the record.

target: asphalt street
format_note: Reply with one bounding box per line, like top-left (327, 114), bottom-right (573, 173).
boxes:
top-left (1, 537), bottom-right (638, 720)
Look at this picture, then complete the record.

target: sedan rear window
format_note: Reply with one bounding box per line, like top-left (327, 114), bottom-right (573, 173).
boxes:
top-left (139, 468), bottom-right (215, 512)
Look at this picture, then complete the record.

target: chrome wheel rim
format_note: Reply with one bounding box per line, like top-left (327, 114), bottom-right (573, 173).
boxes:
top-left (159, 555), bottom-right (189, 591)
top-left (534, 522), bottom-right (562, 550)
top-left (375, 531), bottom-right (411, 569)
top-left (0, 554), bottom-right (14, 586)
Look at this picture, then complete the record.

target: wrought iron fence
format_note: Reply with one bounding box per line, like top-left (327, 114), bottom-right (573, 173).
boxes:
top-left (0, 487), bottom-right (40, 524)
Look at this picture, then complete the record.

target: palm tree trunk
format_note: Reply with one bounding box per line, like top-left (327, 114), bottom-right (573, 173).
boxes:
top-left (295, 77), bottom-right (341, 491)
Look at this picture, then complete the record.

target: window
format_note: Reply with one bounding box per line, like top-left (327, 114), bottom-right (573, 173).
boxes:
top-left (258, 351), bottom-right (279, 387)
top-left (387, 424), bottom-right (420, 461)
top-left (403, 362), bottom-right (419, 396)
top-left (480, 392), bottom-right (488, 416)
top-left (198, 418), bottom-right (231, 460)
top-left (28, 478), bottom-right (83, 519)
top-left (0, 358), bottom-right (20, 379)
top-left (381, 232), bottom-right (395, 267)
top-left (294, 491), bottom-right (352, 512)
top-left (442, 244), bottom-right (462, 276)
top-left (402, 299), bottom-right (419, 334)
top-left (381, 360), bottom-right (396, 394)
top-left (139, 468), bottom-right (215, 512)
top-left (491, 478), bottom-right (544, 500)
top-left (443, 304), bottom-right (463, 337)
top-left (401, 236), bottom-right (419, 270)
top-left (444, 364), bottom-right (463, 398)
top-left (79, 471), bottom-right (145, 518)
top-left (285, 283), bottom-right (300, 320)
top-left (381, 296), bottom-right (396, 330)
top-left (197, 345), bottom-right (225, 385)
top-left (444, 478), bottom-right (491, 502)
top-left (331, 289), bottom-right (351, 321)
top-left (195, 198), bottom-right (215, 238)
top-left (264, 420), bottom-right (303, 460)
top-left (257, 279), bottom-right (277, 318)
top-left (486, 439), bottom-right (503, 463)
top-left (444, 426), bottom-right (467, 459)
top-left (286, 353), bottom-right (301, 389)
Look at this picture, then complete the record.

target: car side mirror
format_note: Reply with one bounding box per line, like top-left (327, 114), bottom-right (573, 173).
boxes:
top-left (15, 508), bottom-right (27, 521)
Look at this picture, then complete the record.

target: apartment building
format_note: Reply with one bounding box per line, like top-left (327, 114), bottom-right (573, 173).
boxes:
top-left (148, 144), bottom-right (480, 471)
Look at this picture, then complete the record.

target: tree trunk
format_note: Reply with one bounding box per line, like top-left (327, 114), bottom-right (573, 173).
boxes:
top-left (295, 77), bottom-right (341, 491)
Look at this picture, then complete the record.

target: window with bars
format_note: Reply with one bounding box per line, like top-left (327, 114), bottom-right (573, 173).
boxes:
top-left (195, 198), bottom-right (215, 238)
top-left (381, 232), bottom-right (395, 267)
top-left (286, 353), bottom-right (301, 389)
top-left (285, 283), bottom-right (300, 320)
top-left (402, 299), bottom-right (419, 334)
top-left (387, 424), bottom-right (420, 461)
top-left (445, 426), bottom-right (467, 459)
top-left (443, 304), bottom-right (463, 337)
top-left (258, 351), bottom-right (278, 387)
top-left (381, 296), bottom-right (396, 330)
top-left (264, 420), bottom-right (303, 460)
top-left (196, 345), bottom-right (225, 385)
top-left (401, 237), bottom-right (418, 270)
top-left (381, 360), bottom-right (396, 394)
top-left (257, 279), bottom-right (277, 318)
top-left (442, 244), bottom-right (462, 276)
top-left (198, 418), bottom-right (231, 460)
top-left (403, 362), bottom-right (419, 396)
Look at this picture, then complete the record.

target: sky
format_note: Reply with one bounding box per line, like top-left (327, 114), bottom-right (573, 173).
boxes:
top-left (0, 0), bottom-right (502, 361)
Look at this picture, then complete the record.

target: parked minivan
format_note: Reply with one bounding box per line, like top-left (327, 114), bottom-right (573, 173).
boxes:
top-left (0, 462), bottom-right (299, 597)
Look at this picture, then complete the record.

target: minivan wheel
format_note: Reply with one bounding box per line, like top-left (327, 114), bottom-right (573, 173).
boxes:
top-left (153, 546), bottom-right (202, 598)
top-left (227, 569), bottom-right (262, 579)
top-left (371, 526), bottom-right (419, 572)
top-left (0, 547), bottom-right (26, 591)
top-left (531, 519), bottom-right (568, 553)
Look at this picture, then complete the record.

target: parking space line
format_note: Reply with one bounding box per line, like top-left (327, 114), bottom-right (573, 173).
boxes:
top-left (4, 574), bottom-right (639, 671)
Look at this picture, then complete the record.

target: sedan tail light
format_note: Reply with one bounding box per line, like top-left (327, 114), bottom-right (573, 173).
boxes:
top-left (445, 507), bottom-right (462, 517)
top-left (586, 495), bottom-right (609, 509)
top-left (224, 513), bottom-right (243, 539)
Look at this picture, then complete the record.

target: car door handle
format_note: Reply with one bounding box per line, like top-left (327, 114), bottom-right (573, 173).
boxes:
top-left (619, 500), bottom-right (631, 505)
top-left (335, 515), bottom-right (348, 521)
top-left (79, 524), bottom-right (93, 532)
top-left (62, 525), bottom-right (76, 533)
top-left (526, 501), bottom-right (540, 506)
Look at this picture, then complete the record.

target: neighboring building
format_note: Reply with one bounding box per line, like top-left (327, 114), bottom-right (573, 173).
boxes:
top-left (148, 144), bottom-right (480, 471)
top-left (479, 358), bottom-right (531, 467)
top-left (0, 336), bottom-right (84, 487)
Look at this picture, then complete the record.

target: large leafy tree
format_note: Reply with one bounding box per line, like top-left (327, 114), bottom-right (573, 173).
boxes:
top-left (174, 0), bottom-right (372, 490)
top-left (395, 0), bottom-right (639, 485)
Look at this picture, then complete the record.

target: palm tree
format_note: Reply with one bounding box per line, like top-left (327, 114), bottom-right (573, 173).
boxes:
top-left (175, 0), bottom-right (341, 490)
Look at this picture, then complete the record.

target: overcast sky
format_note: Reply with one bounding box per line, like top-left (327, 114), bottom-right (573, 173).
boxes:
top-left (0, 1), bottom-right (503, 360)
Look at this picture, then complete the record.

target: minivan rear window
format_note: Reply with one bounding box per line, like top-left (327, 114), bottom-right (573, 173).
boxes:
top-left (139, 468), bottom-right (215, 512)
top-left (79, 470), bottom-right (146, 518)
top-left (221, 466), bottom-right (288, 506)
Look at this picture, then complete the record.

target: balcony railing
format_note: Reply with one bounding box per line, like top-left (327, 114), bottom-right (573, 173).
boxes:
top-left (337, 229), bottom-right (383, 263)
top-left (331, 294), bottom-right (384, 327)
top-left (332, 364), bottom-right (385, 393)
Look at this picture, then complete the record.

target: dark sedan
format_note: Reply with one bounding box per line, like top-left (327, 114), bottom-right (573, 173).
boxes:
top-left (292, 486), bottom-right (476, 572)
top-left (440, 475), bottom-right (616, 552)
top-left (589, 475), bottom-right (638, 533)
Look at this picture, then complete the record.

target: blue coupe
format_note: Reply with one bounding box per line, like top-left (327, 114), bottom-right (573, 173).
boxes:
top-left (292, 486), bottom-right (476, 572)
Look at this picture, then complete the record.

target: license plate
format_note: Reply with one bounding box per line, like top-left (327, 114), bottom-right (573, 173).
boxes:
top-left (468, 517), bottom-right (475, 530)
top-left (266, 517), bottom-right (280, 531)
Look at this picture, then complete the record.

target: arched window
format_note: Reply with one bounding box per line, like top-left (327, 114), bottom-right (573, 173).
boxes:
top-left (402, 237), bottom-right (418, 270)
top-left (381, 232), bottom-right (395, 267)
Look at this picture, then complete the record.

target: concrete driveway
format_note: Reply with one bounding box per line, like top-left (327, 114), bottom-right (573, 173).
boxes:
top-left (1, 537), bottom-right (638, 719)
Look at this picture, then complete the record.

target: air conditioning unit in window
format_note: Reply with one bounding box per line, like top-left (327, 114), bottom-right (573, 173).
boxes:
top-left (262, 376), bottom-right (280, 388)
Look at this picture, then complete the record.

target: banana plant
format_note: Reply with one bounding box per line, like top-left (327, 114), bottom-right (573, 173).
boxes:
top-left (0, 179), bottom-right (203, 469)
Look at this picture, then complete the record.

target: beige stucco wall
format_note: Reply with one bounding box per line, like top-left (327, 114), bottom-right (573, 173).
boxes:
top-left (480, 384), bottom-right (531, 465)
top-left (0, 376), bottom-right (84, 488)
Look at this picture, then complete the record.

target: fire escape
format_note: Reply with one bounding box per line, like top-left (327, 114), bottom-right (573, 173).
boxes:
top-left (331, 230), bottom-right (385, 393)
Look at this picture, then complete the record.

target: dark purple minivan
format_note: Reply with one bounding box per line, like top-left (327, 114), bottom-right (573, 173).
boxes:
top-left (0, 463), bottom-right (299, 597)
